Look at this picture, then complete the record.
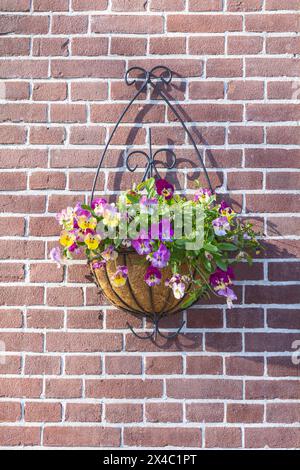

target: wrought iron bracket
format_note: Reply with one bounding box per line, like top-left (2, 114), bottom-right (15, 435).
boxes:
top-left (127, 314), bottom-right (186, 340)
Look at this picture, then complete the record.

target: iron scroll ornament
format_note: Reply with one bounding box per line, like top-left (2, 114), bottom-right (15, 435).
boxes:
top-left (90, 66), bottom-right (213, 340)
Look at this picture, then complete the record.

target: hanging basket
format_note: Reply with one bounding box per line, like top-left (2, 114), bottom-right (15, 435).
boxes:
top-left (89, 250), bottom-right (200, 317)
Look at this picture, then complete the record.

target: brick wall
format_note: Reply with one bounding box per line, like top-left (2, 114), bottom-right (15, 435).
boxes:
top-left (0, 0), bottom-right (300, 449)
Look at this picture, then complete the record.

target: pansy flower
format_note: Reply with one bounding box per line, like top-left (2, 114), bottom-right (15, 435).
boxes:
top-left (144, 266), bottom-right (162, 286)
top-left (165, 274), bottom-right (188, 299)
top-left (78, 216), bottom-right (97, 231)
top-left (59, 231), bottom-right (76, 248)
top-left (56, 207), bottom-right (75, 230)
top-left (102, 204), bottom-right (120, 228)
top-left (219, 201), bottom-right (235, 218)
top-left (91, 198), bottom-right (107, 216)
top-left (148, 243), bottom-right (170, 269)
top-left (84, 233), bottom-right (101, 250)
top-left (101, 245), bottom-right (118, 261)
top-left (50, 247), bottom-right (62, 267)
top-left (155, 178), bottom-right (174, 200)
top-left (149, 219), bottom-right (174, 242)
top-left (209, 267), bottom-right (237, 308)
top-left (92, 260), bottom-right (106, 270)
top-left (212, 216), bottom-right (231, 236)
top-left (111, 266), bottom-right (128, 287)
top-left (194, 188), bottom-right (212, 204)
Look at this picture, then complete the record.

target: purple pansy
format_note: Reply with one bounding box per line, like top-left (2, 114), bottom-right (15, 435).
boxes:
top-left (92, 260), bottom-right (106, 269)
top-left (194, 188), bottom-right (212, 203)
top-left (91, 198), bottom-right (107, 216)
top-left (144, 266), bottom-right (162, 286)
top-left (210, 267), bottom-right (236, 308)
top-left (212, 216), bottom-right (231, 236)
top-left (219, 200), bottom-right (234, 217)
top-left (50, 247), bottom-right (62, 267)
top-left (155, 178), bottom-right (174, 200)
top-left (149, 243), bottom-right (170, 269)
top-left (149, 219), bottom-right (174, 241)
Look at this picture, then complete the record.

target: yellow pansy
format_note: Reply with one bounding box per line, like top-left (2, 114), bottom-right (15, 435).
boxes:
top-left (78, 216), bottom-right (97, 231)
top-left (59, 231), bottom-right (76, 248)
top-left (84, 233), bottom-right (100, 250)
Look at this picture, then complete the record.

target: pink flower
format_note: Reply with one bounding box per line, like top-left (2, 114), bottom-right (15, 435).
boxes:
top-left (149, 243), bottom-right (170, 269)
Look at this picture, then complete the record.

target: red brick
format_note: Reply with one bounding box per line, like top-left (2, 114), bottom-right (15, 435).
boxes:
top-left (0, 240), bottom-right (45, 260)
top-left (228, 126), bottom-right (264, 145)
top-left (0, 263), bottom-right (24, 282)
top-left (245, 427), bottom-right (300, 448)
top-left (27, 309), bottom-right (64, 329)
top-left (207, 59), bottom-right (243, 78)
top-left (52, 59), bottom-right (124, 79)
top-left (228, 36), bottom-right (263, 54)
top-left (228, 80), bottom-right (264, 100)
top-left (0, 149), bottom-right (48, 169)
top-left (30, 263), bottom-right (64, 283)
top-left (51, 104), bottom-right (86, 123)
top-left (0, 287), bottom-right (44, 306)
top-left (206, 427), bottom-right (242, 448)
top-left (124, 427), bottom-right (201, 448)
top-left (246, 194), bottom-right (300, 213)
top-left (0, 218), bottom-right (24, 236)
top-left (46, 332), bottom-right (122, 352)
top-left (0, 0), bottom-right (30, 11)
top-left (151, 0), bottom-right (185, 9)
top-left (92, 103), bottom-right (165, 123)
top-left (267, 126), bottom-right (300, 145)
top-left (69, 171), bottom-right (104, 191)
top-left (145, 356), bottom-right (183, 375)
top-left (247, 104), bottom-right (300, 122)
top-left (33, 82), bottom-right (67, 101)
top-left (0, 103), bottom-right (47, 123)
top-left (0, 427), bottom-right (41, 446)
top-left (186, 403), bottom-right (224, 422)
top-left (112, 0), bottom-right (146, 10)
top-left (0, 15), bottom-right (49, 34)
top-left (0, 332), bottom-right (43, 352)
top-left (48, 194), bottom-right (85, 213)
top-left (44, 426), bottom-right (120, 447)
top-left (70, 126), bottom-right (106, 145)
top-left (167, 379), bottom-right (242, 399)
top-left (65, 356), bottom-right (102, 375)
top-left (4, 82), bottom-right (30, 100)
top-left (227, 171), bottom-right (263, 189)
top-left (206, 333), bottom-right (242, 352)
top-left (189, 0), bottom-right (223, 10)
top-left (111, 37), bottom-right (147, 56)
top-left (0, 60), bottom-right (48, 79)
top-left (0, 38), bottom-right (30, 56)
top-left (126, 333), bottom-right (202, 353)
top-left (33, 0), bottom-right (69, 10)
top-left (266, 0), bottom-right (300, 8)
top-left (267, 37), bottom-right (300, 54)
top-left (0, 402), bottom-right (21, 422)
top-left (66, 404), bottom-right (101, 422)
top-left (72, 37), bottom-right (108, 56)
top-left (46, 379), bottom-right (82, 398)
top-left (105, 403), bottom-right (143, 423)
top-left (0, 195), bottom-right (46, 214)
top-left (227, 0), bottom-right (263, 10)
top-left (247, 58), bottom-right (300, 77)
top-left (67, 309), bottom-right (103, 329)
top-left (30, 126), bottom-right (66, 145)
top-left (150, 37), bottom-right (186, 55)
top-left (25, 402), bottom-right (61, 422)
top-left (247, 285), bottom-right (300, 304)
top-left (267, 217), bottom-right (300, 236)
top-left (189, 36), bottom-right (224, 54)
top-left (72, 0), bottom-right (108, 10)
top-left (245, 148), bottom-right (300, 168)
top-left (186, 356), bottom-right (223, 375)
top-left (246, 14), bottom-right (299, 32)
top-left (267, 309), bottom-right (300, 329)
top-left (267, 356), bottom-right (300, 377)
top-left (92, 15), bottom-right (163, 34)
top-left (226, 308), bottom-right (264, 328)
top-left (31, 172), bottom-right (66, 190)
top-left (25, 356), bottom-right (61, 376)
top-left (52, 15), bottom-right (88, 34)
top-left (33, 38), bottom-right (69, 57)
top-left (187, 309), bottom-right (223, 328)
top-left (146, 403), bottom-right (183, 423)
top-left (0, 378), bottom-right (42, 398)
top-left (129, 58), bottom-right (202, 78)
top-left (267, 403), bottom-right (300, 423)
top-left (0, 172), bottom-right (27, 189)
top-left (29, 216), bottom-right (59, 236)
top-left (106, 356), bottom-right (142, 375)
top-left (227, 404), bottom-right (264, 423)
top-left (0, 356), bottom-right (22, 375)
top-left (267, 172), bottom-right (300, 190)
top-left (86, 379), bottom-right (163, 399)
top-left (168, 104), bottom-right (243, 122)
top-left (246, 332), bottom-right (299, 352)
top-left (226, 356), bottom-right (264, 376)
top-left (246, 380), bottom-right (300, 399)
top-left (189, 82), bottom-right (224, 99)
top-left (168, 14), bottom-right (242, 32)
top-left (0, 309), bottom-right (23, 328)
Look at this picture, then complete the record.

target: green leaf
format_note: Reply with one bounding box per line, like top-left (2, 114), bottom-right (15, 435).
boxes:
top-left (203, 243), bottom-right (219, 253)
top-left (81, 204), bottom-right (92, 211)
top-left (215, 257), bottom-right (228, 271)
top-left (217, 242), bottom-right (238, 251)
